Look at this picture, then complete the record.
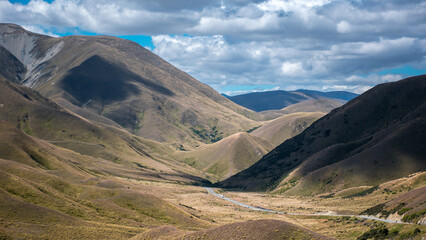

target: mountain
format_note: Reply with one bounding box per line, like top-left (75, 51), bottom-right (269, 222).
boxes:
top-left (257, 98), bottom-right (344, 120)
top-left (0, 75), bottom-right (213, 184)
top-left (0, 23), bottom-right (256, 149)
top-left (219, 75), bottom-right (426, 194)
top-left (251, 112), bottom-right (326, 147)
top-left (226, 89), bottom-right (357, 112)
top-left (174, 132), bottom-right (273, 181)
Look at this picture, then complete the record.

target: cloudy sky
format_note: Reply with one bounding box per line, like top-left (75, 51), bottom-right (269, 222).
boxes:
top-left (2, 0), bottom-right (425, 95)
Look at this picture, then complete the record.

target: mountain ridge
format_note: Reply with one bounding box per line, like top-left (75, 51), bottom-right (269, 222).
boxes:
top-left (0, 23), bottom-right (257, 148)
top-left (219, 75), bottom-right (426, 194)
top-left (226, 89), bottom-right (357, 112)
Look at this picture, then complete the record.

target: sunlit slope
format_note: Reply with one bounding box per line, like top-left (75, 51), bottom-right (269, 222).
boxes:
top-left (0, 122), bottom-right (208, 239)
top-left (0, 23), bottom-right (256, 149)
top-left (251, 112), bottom-right (325, 147)
top-left (257, 98), bottom-right (344, 120)
top-left (0, 76), bottom-right (210, 184)
top-left (175, 132), bottom-right (273, 181)
top-left (131, 219), bottom-right (331, 240)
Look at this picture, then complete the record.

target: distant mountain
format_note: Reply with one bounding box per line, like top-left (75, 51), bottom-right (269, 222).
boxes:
top-left (219, 75), bottom-right (426, 194)
top-left (257, 98), bottom-right (344, 120)
top-left (226, 90), bottom-right (357, 112)
top-left (0, 23), bottom-right (256, 149)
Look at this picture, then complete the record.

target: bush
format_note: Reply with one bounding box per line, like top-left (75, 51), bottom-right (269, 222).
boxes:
top-left (357, 227), bottom-right (389, 240)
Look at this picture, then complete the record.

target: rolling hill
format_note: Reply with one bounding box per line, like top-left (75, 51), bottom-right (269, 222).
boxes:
top-left (219, 75), bottom-right (426, 194)
top-left (0, 75), bottom-right (213, 185)
top-left (174, 132), bottom-right (273, 181)
top-left (0, 23), bottom-right (256, 149)
top-left (251, 112), bottom-right (326, 147)
top-left (0, 120), bottom-right (209, 239)
top-left (131, 219), bottom-right (331, 240)
top-left (226, 89), bottom-right (357, 112)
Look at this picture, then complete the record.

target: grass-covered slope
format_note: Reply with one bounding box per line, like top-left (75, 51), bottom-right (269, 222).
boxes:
top-left (0, 76), bottom-right (212, 185)
top-left (175, 132), bottom-right (273, 181)
top-left (0, 122), bottom-right (208, 239)
top-left (131, 219), bottom-right (331, 240)
top-left (219, 75), bottom-right (426, 194)
top-left (0, 23), bottom-right (256, 149)
top-left (251, 112), bottom-right (325, 147)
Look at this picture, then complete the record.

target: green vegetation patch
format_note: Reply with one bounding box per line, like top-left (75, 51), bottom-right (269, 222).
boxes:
top-left (402, 209), bottom-right (426, 223)
top-left (361, 203), bottom-right (389, 217)
top-left (345, 185), bottom-right (378, 198)
top-left (246, 125), bottom-right (262, 133)
top-left (357, 227), bottom-right (398, 240)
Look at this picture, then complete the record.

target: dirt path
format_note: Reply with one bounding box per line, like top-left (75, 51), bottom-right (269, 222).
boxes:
top-left (204, 187), bottom-right (410, 225)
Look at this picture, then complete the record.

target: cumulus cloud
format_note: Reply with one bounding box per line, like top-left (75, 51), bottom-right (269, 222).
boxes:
top-left (1, 0), bottom-right (425, 93)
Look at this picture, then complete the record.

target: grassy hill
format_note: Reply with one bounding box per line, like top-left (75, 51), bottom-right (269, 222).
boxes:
top-left (0, 23), bottom-right (257, 149)
top-left (219, 75), bottom-right (426, 194)
top-left (0, 120), bottom-right (210, 239)
top-left (174, 132), bottom-right (273, 181)
top-left (131, 219), bottom-right (331, 240)
top-left (251, 112), bottom-right (326, 147)
top-left (0, 76), bottom-right (213, 185)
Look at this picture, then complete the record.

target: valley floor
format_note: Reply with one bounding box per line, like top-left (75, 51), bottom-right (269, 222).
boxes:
top-left (120, 174), bottom-right (425, 240)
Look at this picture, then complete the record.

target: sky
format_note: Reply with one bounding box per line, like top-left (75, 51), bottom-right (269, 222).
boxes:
top-left (2, 0), bottom-right (425, 95)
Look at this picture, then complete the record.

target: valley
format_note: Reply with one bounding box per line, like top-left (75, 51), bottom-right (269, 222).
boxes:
top-left (0, 23), bottom-right (425, 239)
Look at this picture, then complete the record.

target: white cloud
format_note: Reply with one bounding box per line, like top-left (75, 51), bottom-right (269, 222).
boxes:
top-left (1, 0), bottom-right (425, 93)
top-left (336, 21), bottom-right (351, 34)
top-left (281, 61), bottom-right (305, 76)
top-left (22, 24), bottom-right (59, 37)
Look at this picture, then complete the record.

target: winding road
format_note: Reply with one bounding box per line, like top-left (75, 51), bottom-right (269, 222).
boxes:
top-left (204, 187), bottom-right (410, 225)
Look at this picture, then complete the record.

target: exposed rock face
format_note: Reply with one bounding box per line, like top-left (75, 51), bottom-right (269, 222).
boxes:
top-left (0, 24), bottom-right (64, 87)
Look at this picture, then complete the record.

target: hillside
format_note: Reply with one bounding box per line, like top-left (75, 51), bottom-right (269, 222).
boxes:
top-left (0, 23), bottom-right (256, 149)
top-left (174, 132), bottom-right (273, 181)
top-left (0, 120), bottom-right (210, 239)
top-left (131, 219), bottom-right (331, 240)
top-left (0, 76), bottom-right (213, 184)
top-left (226, 89), bottom-right (357, 112)
top-left (251, 112), bottom-right (326, 147)
top-left (219, 75), bottom-right (426, 194)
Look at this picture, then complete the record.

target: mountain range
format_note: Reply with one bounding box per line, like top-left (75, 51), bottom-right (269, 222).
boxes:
top-left (0, 23), bottom-right (425, 239)
top-left (219, 75), bottom-right (426, 195)
top-left (225, 89), bottom-right (357, 112)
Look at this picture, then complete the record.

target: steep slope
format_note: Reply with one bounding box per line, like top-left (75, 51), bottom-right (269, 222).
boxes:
top-left (219, 75), bottom-right (426, 194)
top-left (251, 112), bottom-right (325, 147)
top-left (227, 89), bottom-right (357, 112)
top-left (361, 186), bottom-right (426, 225)
top-left (174, 132), bottom-right (273, 181)
top-left (0, 76), bottom-right (212, 184)
top-left (0, 121), bottom-right (208, 239)
top-left (0, 23), bottom-right (256, 149)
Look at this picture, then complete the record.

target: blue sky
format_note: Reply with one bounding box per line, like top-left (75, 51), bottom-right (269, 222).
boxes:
top-left (2, 0), bottom-right (425, 95)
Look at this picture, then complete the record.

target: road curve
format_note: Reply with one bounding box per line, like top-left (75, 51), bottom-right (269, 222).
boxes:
top-left (203, 187), bottom-right (410, 225)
